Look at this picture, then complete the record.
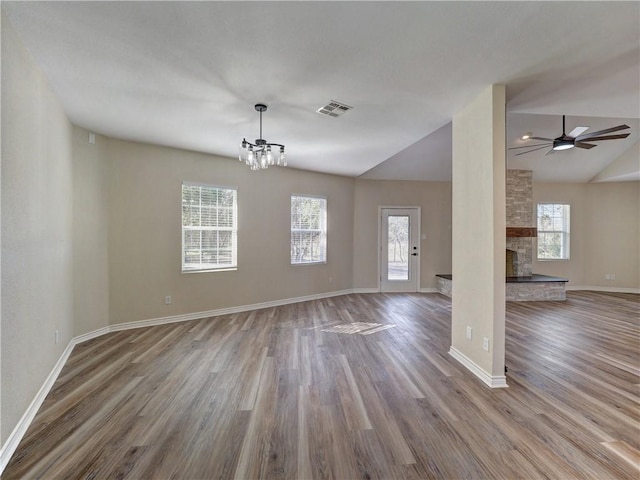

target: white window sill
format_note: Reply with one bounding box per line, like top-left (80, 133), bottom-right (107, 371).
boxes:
top-left (182, 267), bottom-right (238, 274)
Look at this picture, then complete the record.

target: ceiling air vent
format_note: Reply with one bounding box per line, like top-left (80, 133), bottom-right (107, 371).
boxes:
top-left (316, 100), bottom-right (353, 118)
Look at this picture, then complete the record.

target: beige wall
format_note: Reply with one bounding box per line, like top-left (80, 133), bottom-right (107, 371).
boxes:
top-left (72, 127), bottom-right (110, 335)
top-left (533, 181), bottom-right (640, 289)
top-left (451, 84), bottom-right (506, 380)
top-left (1, 15), bottom-right (75, 443)
top-left (1, 14), bottom-right (110, 445)
top-left (107, 139), bottom-right (355, 325)
top-left (353, 180), bottom-right (451, 290)
top-left (354, 179), bottom-right (640, 293)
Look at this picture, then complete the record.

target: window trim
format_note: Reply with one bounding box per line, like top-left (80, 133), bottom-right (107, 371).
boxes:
top-left (290, 194), bottom-right (327, 266)
top-left (181, 181), bottom-right (238, 273)
top-left (536, 202), bottom-right (570, 261)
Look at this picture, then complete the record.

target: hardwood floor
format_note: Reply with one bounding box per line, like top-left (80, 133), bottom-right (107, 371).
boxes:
top-left (4, 291), bottom-right (639, 479)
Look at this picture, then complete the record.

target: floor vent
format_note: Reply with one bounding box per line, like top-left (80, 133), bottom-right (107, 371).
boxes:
top-left (316, 100), bottom-right (353, 117)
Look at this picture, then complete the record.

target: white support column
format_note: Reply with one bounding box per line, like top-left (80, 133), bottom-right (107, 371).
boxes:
top-left (449, 84), bottom-right (507, 388)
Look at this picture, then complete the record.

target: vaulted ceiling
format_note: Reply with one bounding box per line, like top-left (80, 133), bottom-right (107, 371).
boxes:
top-left (3, 1), bottom-right (639, 182)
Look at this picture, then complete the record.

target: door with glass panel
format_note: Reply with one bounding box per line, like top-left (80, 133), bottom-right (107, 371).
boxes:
top-left (380, 207), bottom-right (421, 292)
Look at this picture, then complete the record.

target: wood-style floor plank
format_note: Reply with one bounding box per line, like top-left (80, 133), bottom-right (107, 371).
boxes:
top-left (4, 291), bottom-right (639, 479)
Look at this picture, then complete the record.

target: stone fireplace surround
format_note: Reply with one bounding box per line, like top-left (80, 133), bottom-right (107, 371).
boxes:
top-left (437, 169), bottom-right (567, 301)
top-left (436, 274), bottom-right (567, 301)
top-left (506, 169), bottom-right (534, 277)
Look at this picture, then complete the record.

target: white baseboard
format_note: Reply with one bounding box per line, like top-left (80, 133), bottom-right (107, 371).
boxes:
top-left (566, 285), bottom-right (640, 294)
top-left (109, 289), bottom-right (355, 332)
top-left (73, 325), bottom-right (111, 344)
top-left (448, 347), bottom-right (508, 389)
top-left (0, 288), bottom-right (355, 474)
top-left (0, 340), bottom-right (76, 473)
top-left (351, 287), bottom-right (380, 294)
top-left (352, 288), bottom-right (440, 294)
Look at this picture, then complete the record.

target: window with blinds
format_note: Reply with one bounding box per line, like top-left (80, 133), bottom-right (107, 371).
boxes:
top-left (291, 195), bottom-right (327, 264)
top-left (537, 203), bottom-right (570, 260)
top-left (182, 183), bottom-right (237, 272)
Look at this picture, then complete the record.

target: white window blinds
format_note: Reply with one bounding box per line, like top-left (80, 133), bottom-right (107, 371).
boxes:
top-left (182, 183), bottom-right (237, 272)
top-left (537, 203), bottom-right (570, 260)
top-left (291, 195), bottom-right (327, 264)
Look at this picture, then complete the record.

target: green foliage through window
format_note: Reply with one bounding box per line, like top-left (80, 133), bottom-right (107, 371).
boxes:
top-left (537, 203), bottom-right (570, 260)
top-left (387, 215), bottom-right (409, 280)
top-left (291, 195), bottom-right (327, 264)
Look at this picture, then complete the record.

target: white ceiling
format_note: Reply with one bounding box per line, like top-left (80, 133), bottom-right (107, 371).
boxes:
top-left (3, 1), bottom-right (639, 181)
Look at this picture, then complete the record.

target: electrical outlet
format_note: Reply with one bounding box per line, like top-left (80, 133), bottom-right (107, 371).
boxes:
top-left (605, 274), bottom-right (611, 280)
top-left (165, 295), bottom-right (172, 305)
top-left (466, 326), bottom-right (472, 341)
top-left (483, 337), bottom-right (490, 351)
top-left (611, 274), bottom-right (616, 280)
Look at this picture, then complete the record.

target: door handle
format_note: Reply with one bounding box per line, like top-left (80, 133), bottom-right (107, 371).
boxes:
top-left (411, 252), bottom-right (418, 256)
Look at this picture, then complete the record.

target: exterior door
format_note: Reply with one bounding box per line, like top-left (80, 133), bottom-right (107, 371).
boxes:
top-left (380, 207), bottom-right (421, 292)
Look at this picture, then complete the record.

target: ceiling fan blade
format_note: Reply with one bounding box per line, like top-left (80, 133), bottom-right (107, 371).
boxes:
top-left (580, 133), bottom-right (630, 141)
top-left (576, 124), bottom-right (629, 140)
top-left (567, 126), bottom-right (589, 138)
top-left (514, 145), bottom-right (551, 156)
top-left (545, 148), bottom-right (555, 156)
top-left (575, 142), bottom-right (597, 149)
top-left (530, 136), bottom-right (554, 141)
top-left (508, 143), bottom-right (552, 150)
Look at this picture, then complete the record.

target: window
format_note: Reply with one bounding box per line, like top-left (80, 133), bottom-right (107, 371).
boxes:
top-left (537, 203), bottom-right (570, 260)
top-left (182, 183), bottom-right (237, 272)
top-left (291, 195), bottom-right (327, 264)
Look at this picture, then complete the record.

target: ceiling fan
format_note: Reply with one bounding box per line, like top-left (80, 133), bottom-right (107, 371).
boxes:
top-left (509, 115), bottom-right (630, 156)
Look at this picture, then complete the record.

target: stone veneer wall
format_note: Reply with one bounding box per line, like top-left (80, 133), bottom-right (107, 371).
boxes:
top-left (506, 170), bottom-right (533, 276)
top-left (506, 282), bottom-right (566, 301)
top-left (437, 277), bottom-right (453, 297)
top-left (437, 276), bottom-right (566, 301)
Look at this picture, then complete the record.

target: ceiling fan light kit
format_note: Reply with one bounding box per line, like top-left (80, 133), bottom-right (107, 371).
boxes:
top-left (510, 115), bottom-right (630, 156)
top-left (552, 139), bottom-right (574, 151)
top-left (239, 103), bottom-right (287, 170)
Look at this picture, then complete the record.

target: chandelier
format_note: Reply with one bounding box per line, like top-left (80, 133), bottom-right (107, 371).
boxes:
top-left (239, 103), bottom-right (286, 170)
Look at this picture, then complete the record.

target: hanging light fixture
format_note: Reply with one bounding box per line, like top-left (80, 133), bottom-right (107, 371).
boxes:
top-left (239, 103), bottom-right (286, 170)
